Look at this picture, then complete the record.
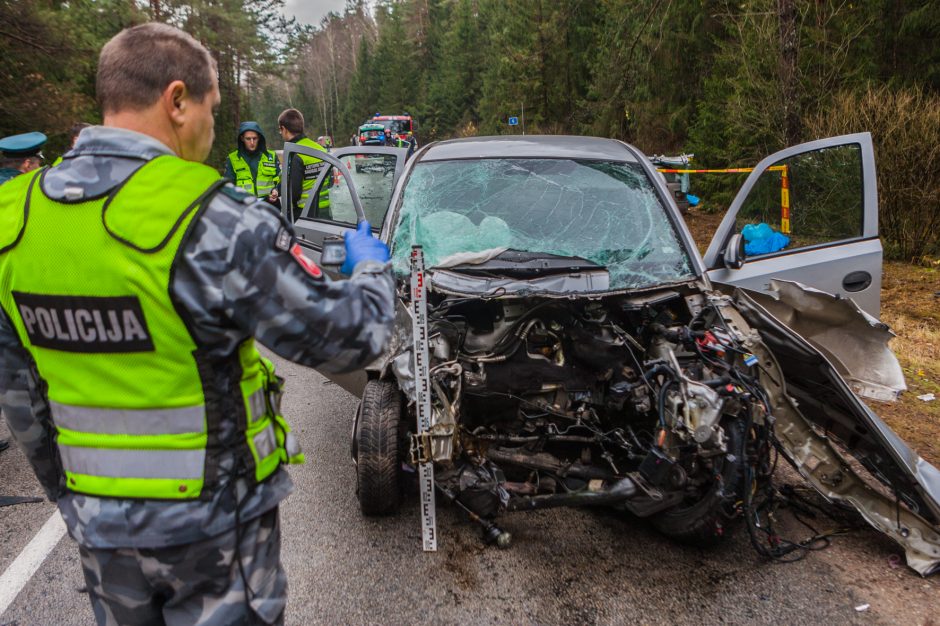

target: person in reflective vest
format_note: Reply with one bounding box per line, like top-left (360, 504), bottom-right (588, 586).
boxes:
top-left (223, 121), bottom-right (280, 204)
top-left (0, 23), bottom-right (394, 625)
top-left (277, 108), bottom-right (330, 222)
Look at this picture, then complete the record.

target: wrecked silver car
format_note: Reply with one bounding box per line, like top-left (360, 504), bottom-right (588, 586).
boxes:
top-left (284, 134), bottom-right (940, 575)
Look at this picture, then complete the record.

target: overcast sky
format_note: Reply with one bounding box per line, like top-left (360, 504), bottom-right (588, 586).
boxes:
top-left (282, 0), bottom-right (349, 26)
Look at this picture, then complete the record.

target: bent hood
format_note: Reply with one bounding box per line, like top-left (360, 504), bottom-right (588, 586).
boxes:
top-left (237, 121), bottom-right (268, 157)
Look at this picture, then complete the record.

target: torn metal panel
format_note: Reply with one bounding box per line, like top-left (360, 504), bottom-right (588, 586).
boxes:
top-left (738, 280), bottom-right (906, 401)
top-left (381, 299), bottom-right (417, 401)
top-left (717, 294), bottom-right (940, 575)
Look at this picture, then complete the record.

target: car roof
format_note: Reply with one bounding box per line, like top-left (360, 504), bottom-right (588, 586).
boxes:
top-left (373, 115), bottom-right (411, 120)
top-left (419, 135), bottom-right (640, 163)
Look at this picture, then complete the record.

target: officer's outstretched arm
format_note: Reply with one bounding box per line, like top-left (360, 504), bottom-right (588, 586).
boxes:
top-left (175, 190), bottom-right (396, 374)
top-left (0, 309), bottom-right (64, 501)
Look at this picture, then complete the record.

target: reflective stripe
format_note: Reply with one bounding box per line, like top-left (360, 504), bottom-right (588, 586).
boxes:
top-left (59, 445), bottom-right (205, 479)
top-left (253, 424), bottom-right (277, 459)
top-left (51, 401), bottom-right (205, 435)
top-left (247, 389), bottom-right (266, 423)
top-left (285, 431), bottom-right (301, 458)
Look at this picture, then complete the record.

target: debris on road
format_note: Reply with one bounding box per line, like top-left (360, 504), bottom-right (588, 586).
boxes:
top-left (855, 603), bottom-right (871, 612)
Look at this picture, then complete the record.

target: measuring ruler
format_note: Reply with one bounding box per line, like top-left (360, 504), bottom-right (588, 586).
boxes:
top-left (410, 246), bottom-right (437, 552)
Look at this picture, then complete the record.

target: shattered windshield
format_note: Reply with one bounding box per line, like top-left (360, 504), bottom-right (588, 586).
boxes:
top-left (391, 158), bottom-right (696, 290)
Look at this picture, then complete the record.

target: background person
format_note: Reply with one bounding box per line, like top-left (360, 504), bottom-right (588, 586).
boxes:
top-left (223, 121), bottom-right (280, 205)
top-left (0, 131), bottom-right (47, 185)
top-left (278, 108), bottom-right (329, 221)
top-left (0, 22), bottom-right (394, 625)
top-left (52, 122), bottom-right (92, 166)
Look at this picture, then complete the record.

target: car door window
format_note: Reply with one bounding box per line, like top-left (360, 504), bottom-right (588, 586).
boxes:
top-left (302, 153), bottom-right (399, 227)
top-left (733, 143), bottom-right (864, 257)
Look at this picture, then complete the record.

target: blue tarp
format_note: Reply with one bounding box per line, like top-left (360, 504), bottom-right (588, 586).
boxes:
top-left (742, 222), bottom-right (790, 255)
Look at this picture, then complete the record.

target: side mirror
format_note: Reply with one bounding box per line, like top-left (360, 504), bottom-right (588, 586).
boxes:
top-left (723, 234), bottom-right (746, 270)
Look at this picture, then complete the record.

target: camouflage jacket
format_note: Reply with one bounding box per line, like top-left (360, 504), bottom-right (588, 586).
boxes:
top-left (0, 126), bottom-right (395, 549)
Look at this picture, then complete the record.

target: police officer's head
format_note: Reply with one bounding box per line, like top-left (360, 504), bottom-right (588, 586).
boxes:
top-left (97, 23), bottom-right (220, 163)
top-left (0, 131), bottom-right (46, 173)
top-left (277, 109), bottom-right (305, 141)
top-left (0, 154), bottom-right (42, 174)
top-left (241, 131), bottom-right (260, 153)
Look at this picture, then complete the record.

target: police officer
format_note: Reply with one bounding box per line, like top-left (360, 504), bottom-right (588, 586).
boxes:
top-left (0, 22), bottom-right (393, 625)
top-left (316, 135), bottom-right (333, 151)
top-left (224, 121), bottom-right (280, 204)
top-left (0, 132), bottom-right (47, 185)
top-left (277, 108), bottom-right (329, 222)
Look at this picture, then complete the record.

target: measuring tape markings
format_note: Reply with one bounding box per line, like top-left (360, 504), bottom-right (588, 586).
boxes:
top-left (410, 246), bottom-right (438, 552)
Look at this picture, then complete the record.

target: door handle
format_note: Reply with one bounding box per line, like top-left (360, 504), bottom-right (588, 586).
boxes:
top-left (842, 271), bottom-right (872, 292)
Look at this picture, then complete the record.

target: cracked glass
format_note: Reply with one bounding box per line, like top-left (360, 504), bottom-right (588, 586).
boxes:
top-left (391, 158), bottom-right (695, 289)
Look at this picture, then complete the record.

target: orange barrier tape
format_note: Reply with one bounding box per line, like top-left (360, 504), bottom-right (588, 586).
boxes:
top-left (780, 167), bottom-right (790, 234)
top-left (656, 165), bottom-right (788, 174)
top-left (656, 164), bottom-right (792, 234)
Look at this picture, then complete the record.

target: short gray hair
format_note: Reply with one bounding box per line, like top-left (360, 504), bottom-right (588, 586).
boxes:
top-left (97, 22), bottom-right (217, 114)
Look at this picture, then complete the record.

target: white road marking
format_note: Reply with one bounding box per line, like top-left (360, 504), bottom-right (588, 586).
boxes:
top-left (0, 510), bottom-right (67, 616)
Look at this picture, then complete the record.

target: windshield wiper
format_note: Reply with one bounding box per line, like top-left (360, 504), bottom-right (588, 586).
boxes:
top-left (448, 250), bottom-right (605, 277)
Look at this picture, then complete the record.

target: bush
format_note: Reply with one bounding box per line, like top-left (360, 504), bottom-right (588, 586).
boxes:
top-left (803, 86), bottom-right (940, 262)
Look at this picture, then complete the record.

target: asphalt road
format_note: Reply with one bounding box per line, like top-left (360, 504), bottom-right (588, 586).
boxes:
top-left (1, 352), bottom-right (937, 625)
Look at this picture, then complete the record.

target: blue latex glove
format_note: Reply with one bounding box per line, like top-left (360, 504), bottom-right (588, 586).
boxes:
top-left (341, 220), bottom-right (390, 275)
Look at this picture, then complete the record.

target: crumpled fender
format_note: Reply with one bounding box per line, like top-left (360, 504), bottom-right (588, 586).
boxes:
top-left (713, 284), bottom-right (940, 575)
top-left (742, 280), bottom-right (906, 402)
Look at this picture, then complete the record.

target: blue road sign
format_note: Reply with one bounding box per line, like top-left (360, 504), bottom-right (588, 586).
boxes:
top-left (508, 116), bottom-right (519, 126)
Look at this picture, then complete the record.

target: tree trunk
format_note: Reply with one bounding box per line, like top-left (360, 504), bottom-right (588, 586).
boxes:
top-left (778, 0), bottom-right (800, 146)
top-left (536, 0), bottom-right (550, 120)
top-left (234, 52), bottom-right (242, 128)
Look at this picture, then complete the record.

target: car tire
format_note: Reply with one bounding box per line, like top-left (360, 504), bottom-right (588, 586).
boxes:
top-left (356, 379), bottom-right (403, 516)
top-left (651, 419), bottom-right (745, 545)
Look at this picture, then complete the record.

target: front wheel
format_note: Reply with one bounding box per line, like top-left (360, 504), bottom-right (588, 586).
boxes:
top-left (355, 379), bottom-right (403, 516)
top-left (651, 419), bottom-right (745, 545)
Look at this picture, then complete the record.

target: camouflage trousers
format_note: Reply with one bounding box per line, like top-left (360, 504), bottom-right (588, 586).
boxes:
top-left (78, 507), bottom-right (286, 625)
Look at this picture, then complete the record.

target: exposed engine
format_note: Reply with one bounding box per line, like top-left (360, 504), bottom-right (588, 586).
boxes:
top-left (398, 288), bottom-right (778, 546)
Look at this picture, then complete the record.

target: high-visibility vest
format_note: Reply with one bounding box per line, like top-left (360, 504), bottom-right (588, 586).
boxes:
top-left (295, 137), bottom-right (330, 214)
top-left (0, 156), bottom-right (303, 501)
top-left (227, 149), bottom-right (279, 198)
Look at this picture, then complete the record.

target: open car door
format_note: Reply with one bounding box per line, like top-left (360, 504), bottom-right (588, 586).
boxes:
top-left (280, 144), bottom-right (407, 396)
top-left (280, 144), bottom-right (408, 265)
top-left (704, 133), bottom-right (882, 318)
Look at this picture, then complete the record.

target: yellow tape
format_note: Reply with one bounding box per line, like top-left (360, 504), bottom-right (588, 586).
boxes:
top-left (656, 165), bottom-right (788, 174)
